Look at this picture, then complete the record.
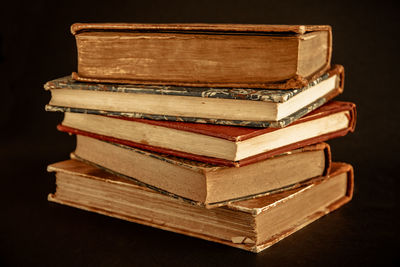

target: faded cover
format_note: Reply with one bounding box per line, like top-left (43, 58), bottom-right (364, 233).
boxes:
top-left (69, 141), bottom-right (331, 208)
top-left (70, 23), bottom-right (332, 89)
top-left (45, 65), bottom-right (344, 128)
top-left (231, 162), bottom-right (354, 252)
top-left (47, 161), bottom-right (353, 253)
top-left (46, 65), bottom-right (342, 103)
top-left (71, 23), bottom-right (331, 35)
top-left (57, 101), bottom-right (354, 167)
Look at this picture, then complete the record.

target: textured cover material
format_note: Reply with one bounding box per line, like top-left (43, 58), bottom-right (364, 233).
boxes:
top-left (47, 161), bottom-right (353, 253)
top-left (71, 23), bottom-right (331, 35)
top-left (46, 65), bottom-right (342, 103)
top-left (70, 141), bottom-right (332, 207)
top-left (71, 23), bottom-right (332, 89)
top-left (57, 101), bottom-right (354, 167)
top-left (45, 65), bottom-right (344, 128)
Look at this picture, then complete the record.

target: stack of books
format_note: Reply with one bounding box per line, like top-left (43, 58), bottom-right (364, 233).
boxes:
top-left (45, 23), bottom-right (356, 253)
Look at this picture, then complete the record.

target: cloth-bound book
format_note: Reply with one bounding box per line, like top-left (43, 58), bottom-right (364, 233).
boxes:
top-left (57, 101), bottom-right (356, 167)
top-left (70, 23), bottom-right (332, 89)
top-left (45, 65), bottom-right (344, 128)
top-left (47, 160), bottom-right (354, 253)
top-left (69, 134), bottom-right (332, 207)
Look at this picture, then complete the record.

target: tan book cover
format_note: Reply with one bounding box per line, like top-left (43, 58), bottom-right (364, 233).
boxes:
top-left (70, 136), bottom-right (332, 207)
top-left (47, 160), bottom-right (354, 253)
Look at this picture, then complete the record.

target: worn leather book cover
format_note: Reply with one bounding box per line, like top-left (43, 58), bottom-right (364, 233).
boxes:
top-left (45, 65), bottom-right (344, 128)
top-left (70, 23), bottom-right (332, 89)
top-left (47, 160), bottom-right (353, 253)
top-left (57, 101), bottom-right (355, 167)
top-left (70, 136), bottom-right (332, 207)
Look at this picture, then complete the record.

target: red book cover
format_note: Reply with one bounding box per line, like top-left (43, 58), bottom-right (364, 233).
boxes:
top-left (58, 101), bottom-right (356, 167)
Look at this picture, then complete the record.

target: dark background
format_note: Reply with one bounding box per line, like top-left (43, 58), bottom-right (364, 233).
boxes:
top-left (0, 0), bottom-right (398, 266)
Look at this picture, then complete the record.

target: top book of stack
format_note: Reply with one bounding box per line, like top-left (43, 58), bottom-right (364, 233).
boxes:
top-left (71, 23), bottom-right (332, 89)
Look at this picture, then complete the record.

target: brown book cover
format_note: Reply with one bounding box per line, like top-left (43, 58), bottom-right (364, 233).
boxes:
top-left (70, 135), bottom-right (332, 207)
top-left (47, 160), bottom-right (353, 253)
top-left (71, 23), bottom-right (332, 89)
top-left (58, 101), bottom-right (355, 167)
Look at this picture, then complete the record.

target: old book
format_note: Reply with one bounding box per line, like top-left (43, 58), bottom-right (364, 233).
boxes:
top-left (45, 65), bottom-right (343, 128)
top-left (71, 23), bottom-right (331, 89)
top-left (58, 101), bottom-right (356, 167)
top-left (47, 160), bottom-right (353, 253)
top-left (70, 135), bottom-right (331, 207)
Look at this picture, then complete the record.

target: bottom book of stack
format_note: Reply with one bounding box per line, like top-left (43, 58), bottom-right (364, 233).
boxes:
top-left (47, 160), bottom-right (353, 253)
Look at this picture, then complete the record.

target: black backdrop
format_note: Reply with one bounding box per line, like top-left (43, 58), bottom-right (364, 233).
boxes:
top-left (0, 1), bottom-right (398, 266)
